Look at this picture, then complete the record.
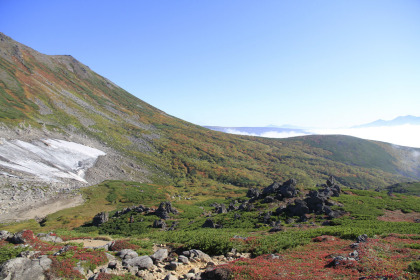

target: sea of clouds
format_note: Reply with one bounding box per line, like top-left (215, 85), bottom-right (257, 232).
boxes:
top-left (226, 125), bottom-right (420, 149)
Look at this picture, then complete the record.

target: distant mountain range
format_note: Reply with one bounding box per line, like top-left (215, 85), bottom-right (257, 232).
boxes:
top-left (354, 115), bottom-right (420, 128)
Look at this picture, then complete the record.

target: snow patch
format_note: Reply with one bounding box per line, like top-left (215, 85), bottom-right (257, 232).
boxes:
top-left (0, 138), bottom-right (106, 182)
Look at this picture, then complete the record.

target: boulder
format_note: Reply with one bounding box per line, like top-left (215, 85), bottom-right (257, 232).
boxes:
top-left (164, 274), bottom-right (178, 280)
top-left (188, 249), bottom-right (212, 262)
top-left (201, 267), bottom-right (232, 280)
top-left (202, 218), bottom-right (221, 229)
top-left (228, 202), bottom-right (238, 211)
top-left (153, 219), bottom-right (167, 229)
top-left (0, 230), bottom-right (12, 241)
top-left (215, 204), bottom-right (227, 214)
top-left (10, 230), bottom-right (33, 244)
top-left (155, 201), bottom-right (178, 220)
top-left (123, 255), bottom-right (153, 269)
top-left (117, 249), bottom-right (138, 260)
top-left (262, 196), bottom-right (275, 203)
top-left (326, 175), bottom-right (336, 187)
top-left (92, 212), bottom-right (109, 226)
top-left (179, 255), bottom-right (189, 264)
top-left (151, 248), bottom-right (168, 262)
top-left (356, 234), bottom-right (368, 243)
top-left (246, 188), bottom-right (260, 198)
top-left (0, 256), bottom-right (51, 280)
top-left (286, 199), bottom-right (309, 217)
top-left (268, 225), bottom-right (283, 232)
top-left (262, 182), bottom-right (281, 195)
top-left (278, 179), bottom-right (298, 198)
top-left (37, 233), bottom-right (63, 243)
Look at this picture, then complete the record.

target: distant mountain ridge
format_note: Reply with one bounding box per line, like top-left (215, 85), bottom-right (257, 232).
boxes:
top-left (354, 115), bottom-right (420, 128)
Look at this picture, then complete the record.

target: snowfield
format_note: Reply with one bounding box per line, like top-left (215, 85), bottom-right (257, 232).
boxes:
top-left (0, 138), bottom-right (106, 182)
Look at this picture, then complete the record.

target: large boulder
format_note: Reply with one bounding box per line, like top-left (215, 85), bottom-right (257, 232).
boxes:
top-left (151, 248), bottom-right (168, 262)
top-left (37, 233), bottom-right (63, 243)
top-left (10, 230), bottom-right (34, 244)
top-left (123, 255), bottom-right (154, 270)
top-left (117, 249), bottom-right (139, 260)
top-left (152, 219), bottom-right (167, 229)
top-left (0, 256), bottom-right (51, 280)
top-left (155, 201), bottom-right (178, 220)
top-left (278, 179), bottom-right (298, 198)
top-left (262, 182), bottom-right (281, 195)
top-left (187, 249), bottom-right (212, 262)
top-left (92, 212), bottom-right (109, 226)
top-left (215, 204), bottom-right (227, 214)
top-left (201, 267), bottom-right (232, 280)
top-left (286, 199), bottom-right (309, 217)
top-left (0, 230), bottom-right (12, 241)
top-left (202, 218), bottom-right (222, 229)
top-left (246, 187), bottom-right (260, 198)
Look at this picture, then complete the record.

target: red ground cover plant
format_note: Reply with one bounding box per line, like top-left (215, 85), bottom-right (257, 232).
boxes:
top-left (223, 235), bottom-right (420, 280)
top-left (5, 230), bottom-right (108, 279)
top-left (108, 239), bottom-right (139, 251)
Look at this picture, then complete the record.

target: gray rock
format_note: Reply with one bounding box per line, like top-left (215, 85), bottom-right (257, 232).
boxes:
top-left (153, 219), bottom-right (167, 229)
top-left (167, 261), bottom-right (182, 271)
top-left (123, 255), bottom-right (154, 270)
top-left (164, 274), bottom-right (178, 280)
top-left (356, 234), bottom-right (368, 243)
top-left (0, 256), bottom-right (52, 280)
top-left (189, 249), bottom-right (212, 262)
top-left (201, 267), bottom-right (232, 280)
top-left (92, 212), bottom-right (109, 226)
top-left (108, 261), bottom-right (117, 269)
top-left (0, 230), bottom-right (12, 240)
top-left (184, 272), bottom-right (196, 279)
top-left (151, 248), bottom-right (168, 262)
top-left (155, 201), bottom-right (178, 220)
top-left (37, 233), bottom-right (63, 243)
top-left (10, 230), bottom-right (33, 244)
top-left (179, 255), bottom-right (189, 264)
top-left (117, 249), bottom-right (138, 260)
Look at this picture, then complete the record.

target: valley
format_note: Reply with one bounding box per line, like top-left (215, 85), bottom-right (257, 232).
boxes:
top-left (0, 33), bottom-right (419, 279)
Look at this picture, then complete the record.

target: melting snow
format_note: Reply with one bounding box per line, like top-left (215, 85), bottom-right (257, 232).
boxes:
top-left (0, 139), bottom-right (106, 182)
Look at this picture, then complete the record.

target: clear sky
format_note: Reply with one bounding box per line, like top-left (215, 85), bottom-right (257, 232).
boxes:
top-left (1, 0), bottom-right (420, 128)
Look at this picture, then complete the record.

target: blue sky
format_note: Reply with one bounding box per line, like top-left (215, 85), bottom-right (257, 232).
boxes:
top-left (1, 0), bottom-right (420, 128)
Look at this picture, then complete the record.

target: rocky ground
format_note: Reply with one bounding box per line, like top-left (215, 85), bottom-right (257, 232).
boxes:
top-left (0, 125), bottom-right (151, 222)
top-left (0, 230), bottom-right (249, 280)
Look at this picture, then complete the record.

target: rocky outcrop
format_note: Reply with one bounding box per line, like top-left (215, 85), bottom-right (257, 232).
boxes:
top-left (92, 212), bottom-right (109, 226)
top-left (0, 256), bottom-right (52, 280)
top-left (37, 232), bottom-right (63, 243)
top-left (155, 202), bottom-right (178, 220)
top-left (280, 177), bottom-right (344, 219)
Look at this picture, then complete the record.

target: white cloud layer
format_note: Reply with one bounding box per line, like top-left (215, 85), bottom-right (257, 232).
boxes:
top-left (226, 125), bottom-right (420, 149)
top-left (225, 129), bottom-right (308, 139)
top-left (309, 124), bottom-right (420, 148)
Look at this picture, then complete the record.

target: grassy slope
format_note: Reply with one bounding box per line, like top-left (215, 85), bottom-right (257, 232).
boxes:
top-left (0, 32), bottom-right (419, 191)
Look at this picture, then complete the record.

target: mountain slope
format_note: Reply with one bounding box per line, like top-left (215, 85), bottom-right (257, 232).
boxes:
top-left (0, 32), bottom-right (419, 198)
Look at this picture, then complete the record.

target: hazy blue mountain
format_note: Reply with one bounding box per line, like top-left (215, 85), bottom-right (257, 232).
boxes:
top-left (354, 115), bottom-right (420, 128)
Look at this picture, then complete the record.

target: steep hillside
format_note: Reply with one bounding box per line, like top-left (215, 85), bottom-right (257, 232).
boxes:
top-left (0, 31), bottom-right (419, 201)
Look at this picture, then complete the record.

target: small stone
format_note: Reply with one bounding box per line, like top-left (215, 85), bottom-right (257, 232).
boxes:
top-left (179, 255), bottom-right (189, 264)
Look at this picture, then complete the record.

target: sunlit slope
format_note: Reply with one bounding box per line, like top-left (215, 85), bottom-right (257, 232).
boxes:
top-left (0, 32), bottom-right (418, 189)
